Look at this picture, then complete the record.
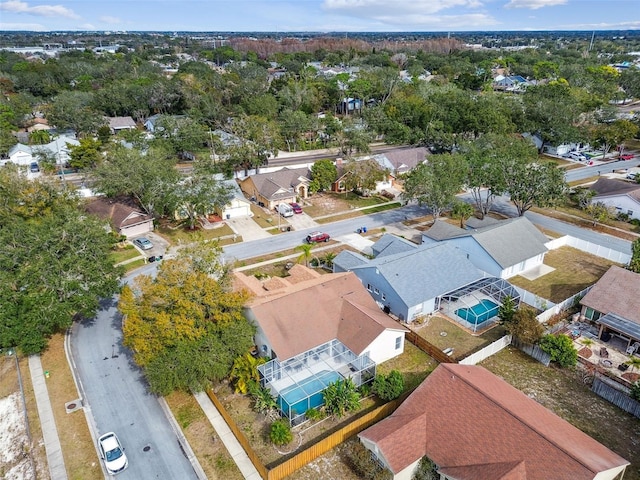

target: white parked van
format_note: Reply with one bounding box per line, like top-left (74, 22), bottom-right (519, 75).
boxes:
top-left (277, 203), bottom-right (294, 217)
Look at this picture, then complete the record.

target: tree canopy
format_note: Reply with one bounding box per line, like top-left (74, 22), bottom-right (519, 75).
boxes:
top-left (119, 243), bottom-right (254, 395)
top-left (0, 167), bottom-right (122, 354)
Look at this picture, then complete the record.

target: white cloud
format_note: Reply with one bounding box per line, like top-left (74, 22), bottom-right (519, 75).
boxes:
top-left (323, 0), bottom-right (483, 16)
top-left (0, 0), bottom-right (80, 19)
top-left (0, 21), bottom-right (47, 30)
top-left (100, 16), bottom-right (122, 24)
top-left (505, 0), bottom-right (567, 10)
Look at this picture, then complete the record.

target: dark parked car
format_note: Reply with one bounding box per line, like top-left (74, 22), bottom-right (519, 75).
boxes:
top-left (306, 231), bottom-right (330, 243)
top-left (289, 202), bottom-right (303, 214)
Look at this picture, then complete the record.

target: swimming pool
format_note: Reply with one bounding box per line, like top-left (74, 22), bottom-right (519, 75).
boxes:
top-left (455, 299), bottom-right (499, 325)
top-left (278, 370), bottom-right (342, 418)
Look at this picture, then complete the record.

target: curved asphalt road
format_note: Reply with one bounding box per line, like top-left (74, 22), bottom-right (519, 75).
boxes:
top-left (70, 268), bottom-right (199, 480)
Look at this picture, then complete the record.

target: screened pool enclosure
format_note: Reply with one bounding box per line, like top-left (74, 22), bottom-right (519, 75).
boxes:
top-left (258, 339), bottom-right (376, 426)
top-left (438, 277), bottom-right (521, 332)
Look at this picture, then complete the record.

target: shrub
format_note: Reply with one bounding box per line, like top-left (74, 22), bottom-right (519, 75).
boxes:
top-left (323, 378), bottom-right (361, 417)
top-left (630, 381), bottom-right (640, 402)
top-left (539, 334), bottom-right (578, 368)
top-left (269, 419), bottom-right (293, 446)
top-left (345, 440), bottom-right (393, 480)
top-left (373, 370), bottom-right (404, 401)
top-left (412, 456), bottom-right (439, 480)
top-left (305, 407), bottom-right (325, 421)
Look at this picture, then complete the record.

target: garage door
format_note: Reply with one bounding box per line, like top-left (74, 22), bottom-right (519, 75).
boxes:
top-left (121, 222), bottom-right (153, 238)
top-left (224, 205), bottom-right (250, 219)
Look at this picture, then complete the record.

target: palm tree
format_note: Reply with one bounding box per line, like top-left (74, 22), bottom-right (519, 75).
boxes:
top-left (450, 200), bottom-right (475, 228)
top-left (322, 252), bottom-right (337, 270)
top-left (295, 243), bottom-right (314, 267)
top-left (625, 356), bottom-right (640, 374)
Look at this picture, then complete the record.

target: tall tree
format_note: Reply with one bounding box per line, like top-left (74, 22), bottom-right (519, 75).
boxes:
top-left (342, 158), bottom-right (387, 194)
top-left (169, 175), bottom-right (234, 230)
top-left (91, 143), bottom-right (181, 216)
top-left (310, 158), bottom-right (337, 193)
top-left (629, 238), bottom-right (640, 274)
top-left (120, 244), bottom-right (254, 394)
top-left (403, 153), bottom-right (467, 220)
top-left (505, 161), bottom-right (567, 216)
top-left (0, 167), bottom-right (121, 354)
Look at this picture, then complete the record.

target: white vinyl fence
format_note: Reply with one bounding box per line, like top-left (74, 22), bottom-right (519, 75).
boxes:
top-left (545, 236), bottom-right (631, 264)
top-left (459, 335), bottom-right (512, 365)
top-left (535, 285), bottom-right (594, 323)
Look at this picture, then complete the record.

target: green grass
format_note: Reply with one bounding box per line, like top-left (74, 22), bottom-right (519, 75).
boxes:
top-left (414, 316), bottom-right (508, 360)
top-left (109, 245), bottom-right (139, 264)
top-left (156, 222), bottom-right (234, 244)
top-left (377, 342), bottom-right (437, 392)
top-left (122, 258), bottom-right (146, 274)
top-left (508, 246), bottom-right (618, 303)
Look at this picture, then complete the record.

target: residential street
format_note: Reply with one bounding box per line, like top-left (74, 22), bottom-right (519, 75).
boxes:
top-left (70, 289), bottom-right (200, 479)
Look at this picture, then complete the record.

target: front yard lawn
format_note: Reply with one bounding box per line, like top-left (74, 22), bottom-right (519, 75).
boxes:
top-left (109, 244), bottom-right (140, 264)
top-left (303, 192), bottom-right (387, 218)
top-left (481, 347), bottom-right (640, 479)
top-left (156, 221), bottom-right (235, 244)
top-left (508, 246), bottom-right (619, 303)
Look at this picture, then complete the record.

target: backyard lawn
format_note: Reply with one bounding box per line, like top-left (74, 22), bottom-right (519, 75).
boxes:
top-left (509, 246), bottom-right (619, 303)
top-left (481, 348), bottom-right (640, 480)
top-left (411, 315), bottom-right (508, 361)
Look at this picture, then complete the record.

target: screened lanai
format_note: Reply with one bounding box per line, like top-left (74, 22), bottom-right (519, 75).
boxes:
top-left (258, 338), bottom-right (376, 426)
top-left (438, 277), bottom-right (521, 333)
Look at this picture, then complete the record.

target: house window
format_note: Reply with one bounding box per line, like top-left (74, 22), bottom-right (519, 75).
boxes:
top-left (395, 336), bottom-right (402, 350)
top-left (628, 210), bottom-right (634, 216)
top-left (381, 293), bottom-right (386, 301)
top-left (374, 287), bottom-right (380, 295)
top-left (584, 307), bottom-right (602, 322)
top-left (367, 284), bottom-right (372, 292)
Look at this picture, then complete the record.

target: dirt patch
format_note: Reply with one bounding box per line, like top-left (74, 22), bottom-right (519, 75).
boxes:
top-left (481, 347), bottom-right (640, 479)
top-left (622, 372), bottom-right (640, 383)
top-left (578, 347), bottom-right (593, 359)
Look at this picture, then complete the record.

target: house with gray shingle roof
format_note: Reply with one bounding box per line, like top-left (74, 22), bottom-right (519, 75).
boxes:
top-left (107, 116), bottom-right (137, 134)
top-left (3, 135), bottom-right (79, 168)
top-left (422, 217), bottom-right (548, 279)
top-left (590, 177), bottom-right (640, 221)
top-left (359, 363), bottom-right (629, 480)
top-left (238, 166), bottom-right (310, 210)
top-left (334, 239), bottom-right (487, 322)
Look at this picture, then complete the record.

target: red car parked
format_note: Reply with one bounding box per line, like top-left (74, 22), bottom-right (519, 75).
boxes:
top-left (619, 154), bottom-right (634, 161)
top-left (306, 231), bottom-right (330, 243)
top-left (289, 202), bottom-right (303, 214)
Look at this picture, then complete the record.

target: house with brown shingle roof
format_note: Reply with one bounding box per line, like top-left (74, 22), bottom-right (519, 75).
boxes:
top-left (238, 270), bottom-right (408, 425)
top-left (579, 265), bottom-right (640, 351)
top-left (359, 363), bottom-right (629, 480)
top-left (590, 177), bottom-right (640, 221)
top-left (84, 197), bottom-right (153, 238)
top-left (107, 116), bottom-right (137, 134)
top-left (238, 166), bottom-right (310, 210)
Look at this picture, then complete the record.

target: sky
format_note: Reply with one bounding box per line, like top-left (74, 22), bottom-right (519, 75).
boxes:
top-left (1, 0), bottom-right (639, 33)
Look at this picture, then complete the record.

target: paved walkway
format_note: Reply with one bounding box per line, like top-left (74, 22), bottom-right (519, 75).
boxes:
top-left (28, 355), bottom-right (68, 480)
top-left (193, 391), bottom-right (261, 480)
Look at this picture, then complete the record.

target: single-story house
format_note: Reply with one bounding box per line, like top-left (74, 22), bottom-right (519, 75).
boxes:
top-left (333, 235), bottom-right (519, 328)
top-left (107, 116), bottom-right (137, 134)
top-left (3, 135), bottom-right (79, 167)
top-left (84, 197), bottom-right (154, 238)
top-left (359, 363), bottom-right (629, 480)
top-left (579, 265), bottom-right (640, 351)
top-left (238, 166), bottom-right (310, 210)
top-left (26, 117), bottom-right (52, 133)
top-left (422, 216), bottom-right (548, 279)
top-left (236, 268), bottom-right (408, 425)
top-left (492, 74), bottom-right (530, 92)
top-left (589, 177), bottom-right (640, 221)
top-left (219, 178), bottom-right (252, 219)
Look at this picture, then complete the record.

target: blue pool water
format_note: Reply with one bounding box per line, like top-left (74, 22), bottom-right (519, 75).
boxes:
top-left (455, 299), bottom-right (499, 325)
top-left (278, 370), bottom-right (342, 417)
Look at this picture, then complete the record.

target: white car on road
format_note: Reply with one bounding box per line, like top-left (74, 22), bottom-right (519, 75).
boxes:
top-left (98, 432), bottom-right (128, 475)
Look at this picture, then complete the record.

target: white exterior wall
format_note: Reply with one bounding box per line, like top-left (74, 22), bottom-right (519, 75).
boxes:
top-left (408, 298), bottom-right (437, 320)
top-left (363, 329), bottom-right (406, 364)
top-left (500, 253), bottom-right (545, 279)
top-left (594, 195), bottom-right (640, 220)
top-left (394, 459), bottom-right (421, 480)
top-left (359, 437), bottom-right (420, 480)
top-left (9, 149), bottom-right (33, 166)
top-left (593, 465), bottom-right (628, 480)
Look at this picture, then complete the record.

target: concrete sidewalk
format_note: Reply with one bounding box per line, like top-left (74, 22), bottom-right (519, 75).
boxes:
top-left (193, 391), bottom-right (261, 480)
top-left (28, 355), bottom-right (68, 480)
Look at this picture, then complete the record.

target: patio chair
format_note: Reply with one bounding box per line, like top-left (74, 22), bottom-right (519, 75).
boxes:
top-left (600, 347), bottom-right (609, 358)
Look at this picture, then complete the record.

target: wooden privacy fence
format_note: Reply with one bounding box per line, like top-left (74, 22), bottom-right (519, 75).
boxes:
top-left (267, 399), bottom-right (402, 480)
top-left (592, 377), bottom-right (640, 418)
top-left (206, 389), bottom-right (269, 479)
top-left (207, 389), bottom-right (404, 480)
top-left (405, 330), bottom-right (457, 364)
